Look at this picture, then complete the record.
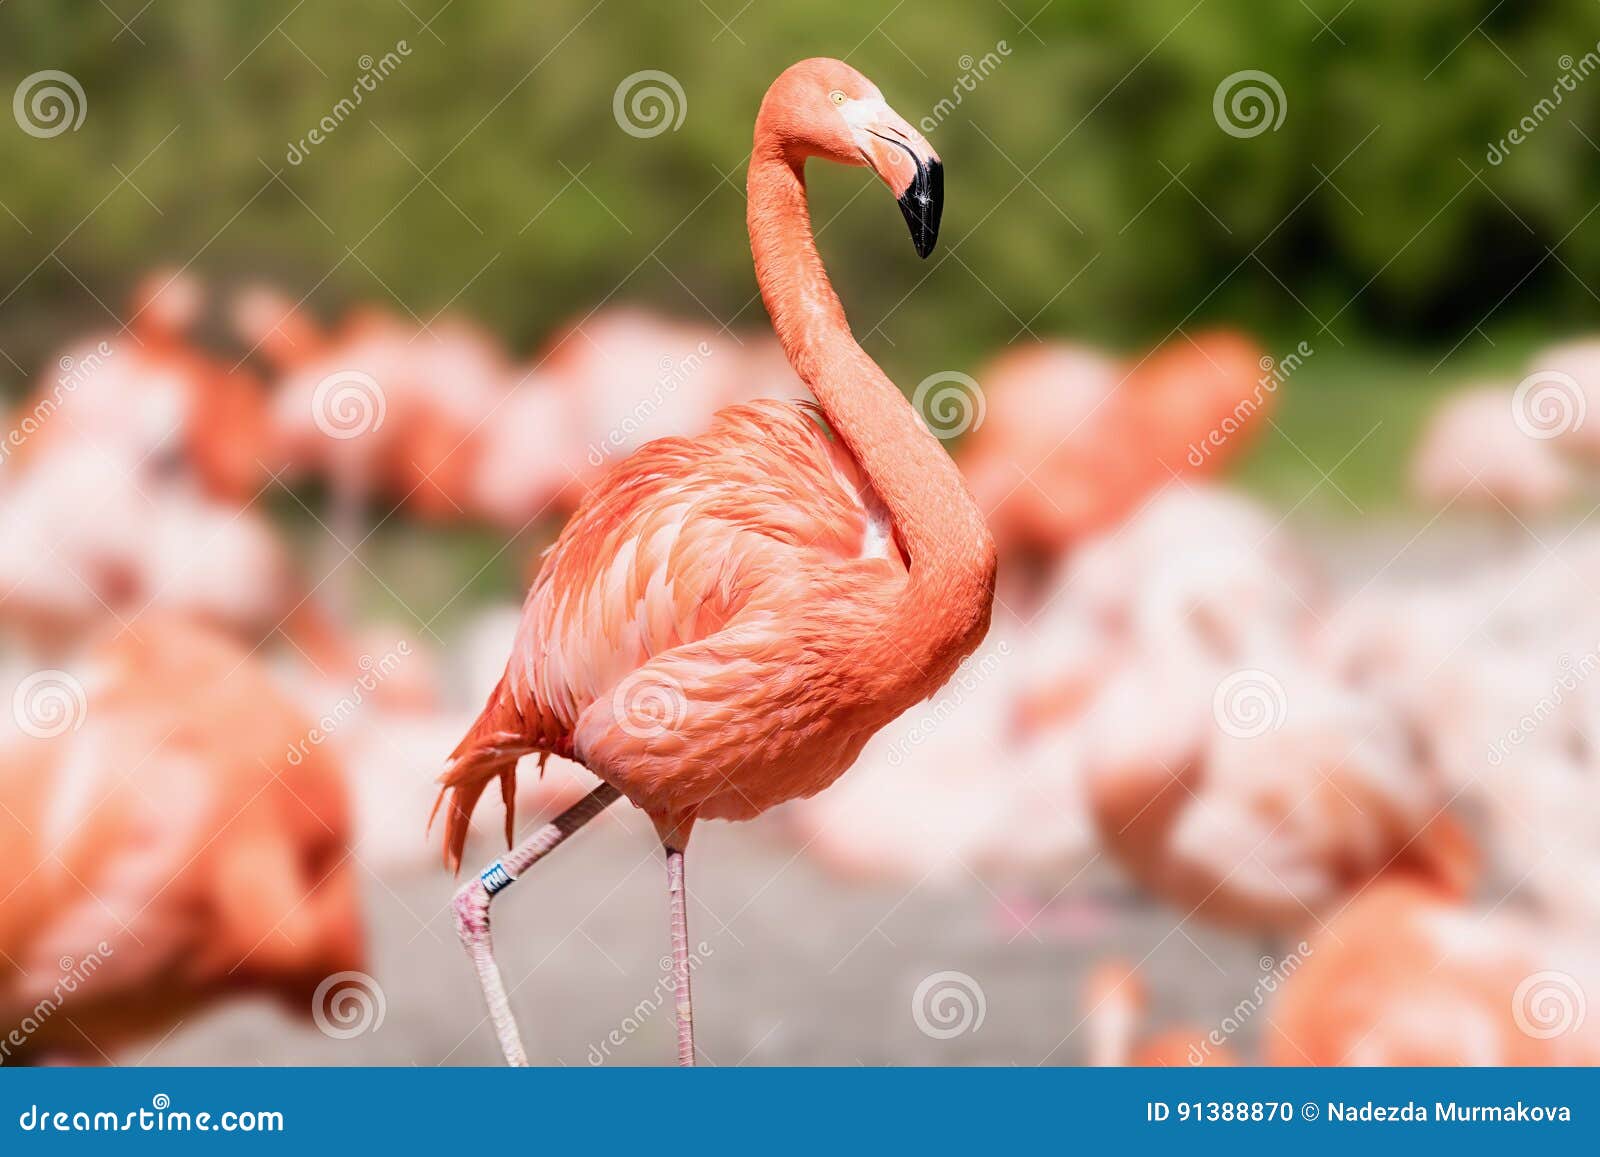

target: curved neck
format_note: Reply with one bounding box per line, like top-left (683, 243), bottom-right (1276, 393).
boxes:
top-left (746, 145), bottom-right (994, 674)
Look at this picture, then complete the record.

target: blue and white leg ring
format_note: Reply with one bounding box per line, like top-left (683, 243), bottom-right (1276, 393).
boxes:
top-left (481, 861), bottom-right (515, 895)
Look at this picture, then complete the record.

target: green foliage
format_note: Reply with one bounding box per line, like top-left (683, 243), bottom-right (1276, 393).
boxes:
top-left (3, 0), bottom-right (1600, 381)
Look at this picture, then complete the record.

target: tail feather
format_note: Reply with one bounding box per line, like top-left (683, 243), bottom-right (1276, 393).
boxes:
top-left (432, 676), bottom-right (545, 873)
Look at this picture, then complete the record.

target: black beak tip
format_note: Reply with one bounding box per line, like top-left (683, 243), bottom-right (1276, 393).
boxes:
top-left (897, 158), bottom-right (943, 259)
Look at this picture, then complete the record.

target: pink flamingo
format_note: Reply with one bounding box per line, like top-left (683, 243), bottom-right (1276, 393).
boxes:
top-left (497, 306), bottom-right (809, 520)
top-left (1410, 384), bottom-right (1575, 520)
top-left (1265, 876), bottom-right (1600, 1065)
top-left (10, 270), bottom-right (271, 503)
top-left (957, 332), bottom-right (1269, 575)
top-left (440, 59), bottom-right (995, 1066)
top-left (0, 617), bottom-right (362, 1063)
top-left (1080, 960), bottom-right (1237, 1067)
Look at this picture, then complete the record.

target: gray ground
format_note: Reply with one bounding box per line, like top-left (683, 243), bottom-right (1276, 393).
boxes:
top-left (140, 808), bottom-right (1267, 1067)
top-left (136, 516), bottom-right (1517, 1067)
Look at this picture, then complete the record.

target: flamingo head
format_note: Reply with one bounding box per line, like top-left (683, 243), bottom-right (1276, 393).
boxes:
top-left (757, 58), bottom-right (943, 257)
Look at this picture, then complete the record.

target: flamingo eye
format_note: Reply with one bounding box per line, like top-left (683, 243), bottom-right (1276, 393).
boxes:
top-left (829, 90), bottom-right (847, 106)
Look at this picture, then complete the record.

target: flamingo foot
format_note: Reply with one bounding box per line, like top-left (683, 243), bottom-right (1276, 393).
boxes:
top-left (453, 875), bottom-right (528, 1066)
top-left (452, 782), bottom-right (621, 1066)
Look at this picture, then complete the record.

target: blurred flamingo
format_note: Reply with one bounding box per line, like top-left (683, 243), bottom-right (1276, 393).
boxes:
top-left (9, 270), bottom-right (271, 503)
top-left (1410, 384), bottom-right (1575, 521)
top-left (1265, 877), bottom-right (1600, 1065)
top-left (0, 617), bottom-right (362, 1063)
top-left (440, 59), bottom-right (994, 1067)
top-left (958, 331), bottom-right (1269, 580)
top-left (1081, 960), bottom-right (1236, 1066)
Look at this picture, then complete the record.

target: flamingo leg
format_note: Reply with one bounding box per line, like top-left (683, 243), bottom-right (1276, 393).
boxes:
top-left (452, 782), bottom-right (621, 1066)
top-left (665, 844), bottom-right (696, 1066)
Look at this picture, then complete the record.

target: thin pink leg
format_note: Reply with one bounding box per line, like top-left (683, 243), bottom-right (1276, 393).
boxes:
top-left (666, 846), bottom-right (695, 1066)
top-left (453, 783), bottom-right (621, 1066)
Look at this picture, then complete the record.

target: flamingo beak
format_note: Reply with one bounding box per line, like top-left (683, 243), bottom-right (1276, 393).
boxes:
top-left (846, 100), bottom-right (943, 258)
